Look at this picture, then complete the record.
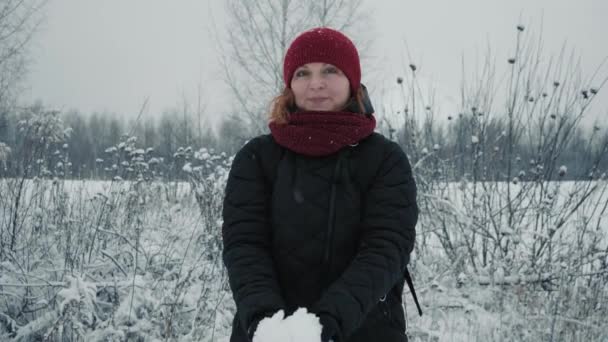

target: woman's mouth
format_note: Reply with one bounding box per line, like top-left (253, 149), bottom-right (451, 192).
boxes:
top-left (308, 97), bottom-right (329, 103)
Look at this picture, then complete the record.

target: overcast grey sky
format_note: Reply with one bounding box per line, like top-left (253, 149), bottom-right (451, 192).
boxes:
top-left (24, 0), bottom-right (608, 126)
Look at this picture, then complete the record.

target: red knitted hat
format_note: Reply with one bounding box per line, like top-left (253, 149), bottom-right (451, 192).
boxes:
top-left (283, 27), bottom-right (361, 94)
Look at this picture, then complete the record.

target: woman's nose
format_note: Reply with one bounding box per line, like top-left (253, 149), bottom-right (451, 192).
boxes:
top-left (308, 73), bottom-right (326, 90)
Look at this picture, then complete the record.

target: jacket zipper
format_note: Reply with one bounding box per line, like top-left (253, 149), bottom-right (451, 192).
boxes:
top-left (322, 151), bottom-right (344, 281)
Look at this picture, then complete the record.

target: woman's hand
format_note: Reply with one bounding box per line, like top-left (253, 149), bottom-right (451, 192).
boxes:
top-left (317, 313), bottom-right (341, 342)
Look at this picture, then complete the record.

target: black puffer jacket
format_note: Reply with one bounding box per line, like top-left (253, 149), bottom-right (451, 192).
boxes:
top-left (222, 132), bottom-right (418, 341)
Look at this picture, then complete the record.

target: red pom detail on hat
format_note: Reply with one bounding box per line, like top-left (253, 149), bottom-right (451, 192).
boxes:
top-left (283, 27), bottom-right (361, 94)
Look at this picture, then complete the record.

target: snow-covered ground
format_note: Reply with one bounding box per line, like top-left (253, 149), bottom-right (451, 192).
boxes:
top-left (0, 177), bottom-right (606, 341)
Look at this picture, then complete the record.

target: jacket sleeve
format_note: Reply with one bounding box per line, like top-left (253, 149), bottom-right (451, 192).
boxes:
top-left (222, 137), bottom-right (286, 335)
top-left (311, 141), bottom-right (418, 339)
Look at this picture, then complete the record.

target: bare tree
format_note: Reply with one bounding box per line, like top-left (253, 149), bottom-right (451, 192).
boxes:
top-left (0, 0), bottom-right (46, 111)
top-left (217, 0), bottom-right (370, 137)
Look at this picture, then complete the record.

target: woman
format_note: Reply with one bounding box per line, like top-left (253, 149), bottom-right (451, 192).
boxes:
top-left (222, 27), bottom-right (419, 342)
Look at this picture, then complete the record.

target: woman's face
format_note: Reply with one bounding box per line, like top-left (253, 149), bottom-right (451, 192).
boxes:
top-left (290, 63), bottom-right (351, 112)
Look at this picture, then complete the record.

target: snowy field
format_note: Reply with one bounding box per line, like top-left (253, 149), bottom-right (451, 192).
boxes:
top-left (1, 177), bottom-right (607, 341)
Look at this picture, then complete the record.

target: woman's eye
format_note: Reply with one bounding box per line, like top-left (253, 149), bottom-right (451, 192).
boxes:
top-left (323, 67), bottom-right (338, 74)
top-left (295, 70), bottom-right (309, 77)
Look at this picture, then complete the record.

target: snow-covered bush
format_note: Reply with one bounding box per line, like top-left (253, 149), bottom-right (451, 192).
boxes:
top-left (379, 25), bottom-right (608, 341)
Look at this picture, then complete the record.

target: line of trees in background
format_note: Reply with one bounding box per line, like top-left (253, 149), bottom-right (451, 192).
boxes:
top-left (0, 98), bottom-right (605, 181)
top-left (0, 102), bottom-right (249, 180)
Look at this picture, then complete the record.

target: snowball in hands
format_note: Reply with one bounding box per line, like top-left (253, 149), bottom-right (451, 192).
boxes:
top-left (253, 310), bottom-right (290, 342)
top-left (286, 308), bottom-right (323, 342)
top-left (253, 308), bottom-right (323, 342)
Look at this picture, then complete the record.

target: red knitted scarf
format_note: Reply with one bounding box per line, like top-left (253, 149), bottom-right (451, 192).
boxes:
top-left (268, 111), bottom-right (376, 157)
